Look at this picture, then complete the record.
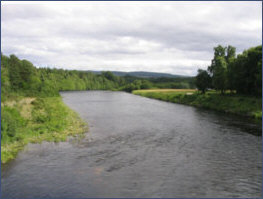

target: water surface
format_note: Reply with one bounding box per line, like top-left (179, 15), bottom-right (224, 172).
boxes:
top-left (1, 91), bottom-right (262, 198)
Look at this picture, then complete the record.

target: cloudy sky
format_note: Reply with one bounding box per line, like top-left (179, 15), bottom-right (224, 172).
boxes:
top-left (1, 1), bottom-right (262, 76)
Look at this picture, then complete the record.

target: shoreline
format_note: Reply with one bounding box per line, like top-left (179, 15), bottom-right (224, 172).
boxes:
top-left (1, 96), bottom-right (88, 164)
top-left (133, 90), bottom-right (262, 120)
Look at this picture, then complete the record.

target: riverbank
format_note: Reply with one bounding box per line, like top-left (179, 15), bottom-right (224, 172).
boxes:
top-left (133, 89), bottom-right (262, 120)
top-left (3, 91), bottom-right (261, 198)
top-left (1, 96), bottom-right (88, 164)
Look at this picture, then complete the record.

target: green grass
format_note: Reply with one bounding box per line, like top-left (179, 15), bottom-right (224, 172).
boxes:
top-left (1, 96), bottom-right (88, 164)
top-left (133, 89), bottom-right (262, 119)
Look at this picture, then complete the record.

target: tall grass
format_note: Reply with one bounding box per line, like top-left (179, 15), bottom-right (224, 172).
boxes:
top-left (1, 97), bottom-right (88, 164)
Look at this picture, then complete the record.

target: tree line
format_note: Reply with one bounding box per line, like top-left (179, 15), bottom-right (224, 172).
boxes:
top-left (1, 53), bottom-right (194, 99)
top-left (196, 45), bottom-right (262, 96)
top-left (1, 54), bottom-right (127, 98)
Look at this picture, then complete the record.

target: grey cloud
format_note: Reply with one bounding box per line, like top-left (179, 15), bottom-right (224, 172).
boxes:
top-left (1, 1), bottom-right (262, 76)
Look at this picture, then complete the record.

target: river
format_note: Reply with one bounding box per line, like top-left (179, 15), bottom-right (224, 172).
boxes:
top-left (1, 91), bottom-right (262, 198)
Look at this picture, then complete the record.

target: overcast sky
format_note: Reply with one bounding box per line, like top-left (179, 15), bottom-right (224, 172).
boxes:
top-left (1, 1), bottom-right (262, 76)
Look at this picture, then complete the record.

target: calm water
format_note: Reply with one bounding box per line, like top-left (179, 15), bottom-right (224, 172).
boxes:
top-left (1, 91), bottom-right (262, 198)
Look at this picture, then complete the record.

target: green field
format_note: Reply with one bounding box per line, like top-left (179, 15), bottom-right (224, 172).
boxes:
top-left (1, 97), bottom-right (88, 164)
top-left (133, 89), bottom-right (262, 119)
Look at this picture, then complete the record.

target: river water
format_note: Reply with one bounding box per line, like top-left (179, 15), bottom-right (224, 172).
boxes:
top-left (1, 91), bottom-right (262, 198)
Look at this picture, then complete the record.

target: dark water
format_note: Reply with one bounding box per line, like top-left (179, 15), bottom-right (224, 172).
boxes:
top-left (1, 91), bottom-right (262, 198)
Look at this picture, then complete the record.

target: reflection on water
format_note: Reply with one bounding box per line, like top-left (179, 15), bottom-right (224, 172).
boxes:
top-left (1, 91), bottom-right (262, 198)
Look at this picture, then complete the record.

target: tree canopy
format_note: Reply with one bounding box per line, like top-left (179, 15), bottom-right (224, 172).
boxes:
top-left (196, 44), bottom-right (261, 96)
top-left (1, 53), bottom-right (195, 100)
top-left (196, 69), bottom-right (211, 94)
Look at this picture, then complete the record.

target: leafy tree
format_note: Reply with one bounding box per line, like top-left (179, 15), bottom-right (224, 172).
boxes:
top-left (1, 67), bottom-right (10, 89)
top-left (102, 71), bottom-right (115, 81)
top-left (196, 69), bottom-right (211, 93)
top-left (225, 45), bottom-right (236, 63)
top-left (208, 45), bottom-right (233, 94)
top-left (231, 45), bottom-right (262, 96)
top-left (212, 57), bottom-right (227, 94)
top-left (20, 60), bottom-right (35, 89)
top-left (226, 56), bottom-right (236, 92)
top-left (9, 55), bottom-right (23, 90)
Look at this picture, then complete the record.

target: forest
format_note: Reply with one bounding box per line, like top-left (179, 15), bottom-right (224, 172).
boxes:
top-left (1, 53), bottom-right (194, 100)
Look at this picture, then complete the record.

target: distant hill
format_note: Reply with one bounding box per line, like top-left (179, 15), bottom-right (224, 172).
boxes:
top-left (87, 70), bottom-right (190, 78)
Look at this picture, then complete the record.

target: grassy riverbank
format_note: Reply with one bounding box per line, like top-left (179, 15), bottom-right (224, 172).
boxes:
top-left (1, 96), bottom-right (87, 164)
top-left (133, 89), bottom-right (262, 119)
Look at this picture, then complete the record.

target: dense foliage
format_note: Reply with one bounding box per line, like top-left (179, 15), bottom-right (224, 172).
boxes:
top-left (195, 69), bottom-right (211, 93)
top-left (1, 53), bottom-right (194, 99)
top-left (1, 53), bottom-right (128, 99)
top-left (196, 45), bottom-right (262, 96)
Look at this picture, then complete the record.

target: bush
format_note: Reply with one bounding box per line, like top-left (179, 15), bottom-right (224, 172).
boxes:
top-left (1, 107), bottom-right (25, 139)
